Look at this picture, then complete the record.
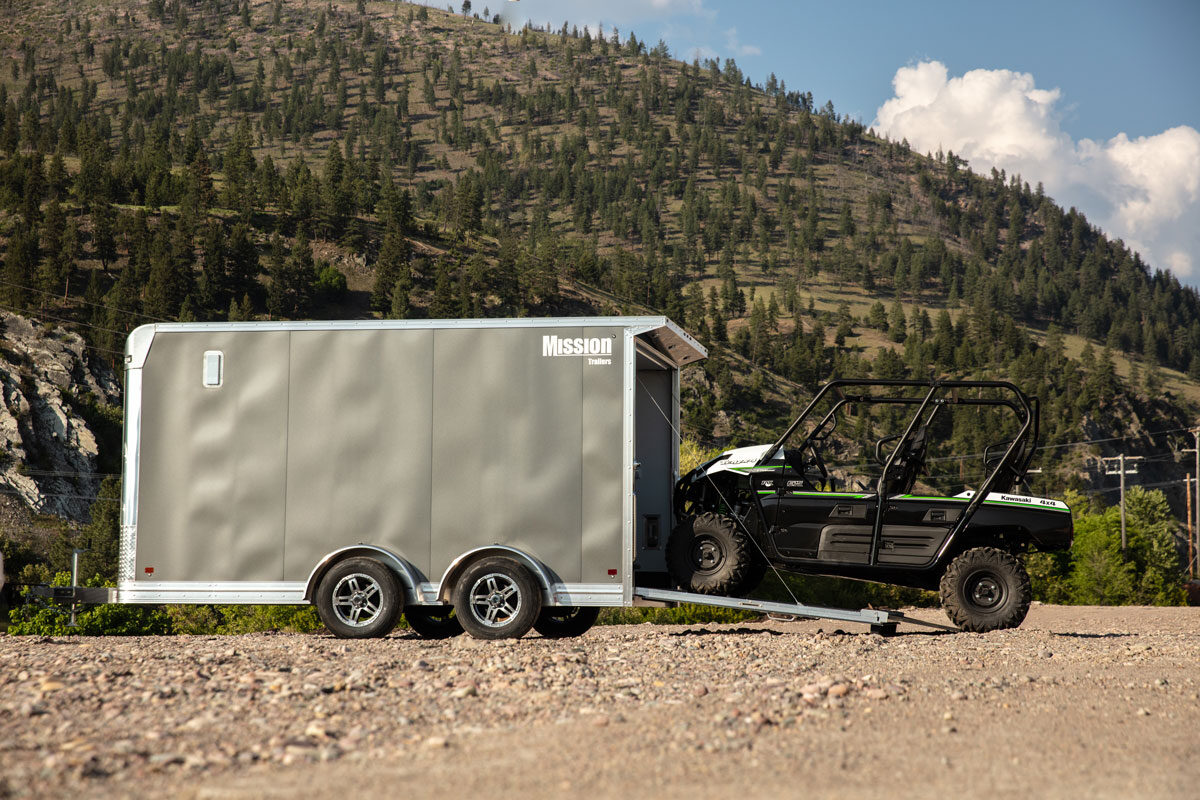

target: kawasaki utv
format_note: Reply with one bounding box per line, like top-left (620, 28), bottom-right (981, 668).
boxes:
top-left (669, 380), bottom-right (1074, 632)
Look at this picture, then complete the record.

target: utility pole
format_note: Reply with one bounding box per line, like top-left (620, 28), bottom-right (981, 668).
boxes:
top-left (1183, 430), bottom-right (1200, 578)
top-left (1103, 454), bottom-right (1143, 552)
top-left (1188, 472), bottom-right (1195, 579)
top-left (1193, 429), bottom-right (1200, 578)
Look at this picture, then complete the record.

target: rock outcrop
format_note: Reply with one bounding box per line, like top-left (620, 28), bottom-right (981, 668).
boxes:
top-left (0, 312), bottom-right (121, 522)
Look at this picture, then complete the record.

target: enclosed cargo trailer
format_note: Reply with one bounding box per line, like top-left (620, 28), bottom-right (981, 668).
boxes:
top-left (74, 316), bottom-right (938, 639)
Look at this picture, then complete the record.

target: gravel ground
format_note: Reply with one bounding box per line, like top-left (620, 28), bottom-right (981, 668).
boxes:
top-left (2, 604), bottom-right (1198, 799)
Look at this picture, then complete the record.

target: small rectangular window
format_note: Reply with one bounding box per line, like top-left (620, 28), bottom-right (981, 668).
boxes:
top-left (202, 351), bottom-right (223, 387)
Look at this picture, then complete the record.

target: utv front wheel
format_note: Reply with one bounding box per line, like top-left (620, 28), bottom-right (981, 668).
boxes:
top-left (939, 547), bottom-right (1031, 632)
top-left (667, 513), bottom-right (758, 596)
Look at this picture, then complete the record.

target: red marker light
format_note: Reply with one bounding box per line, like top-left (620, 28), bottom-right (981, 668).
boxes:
top-left (144, 567), bottom-right (155, 575)
top-left (607, 569), bottom-right (618, 576)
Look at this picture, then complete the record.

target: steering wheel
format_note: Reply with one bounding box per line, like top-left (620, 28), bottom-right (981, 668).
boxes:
top-left (784, 443), bottom-right (828, 490)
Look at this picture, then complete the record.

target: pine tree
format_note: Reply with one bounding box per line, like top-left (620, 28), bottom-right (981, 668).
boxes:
top-left (2, 228), bottom-right (37, 309)
top-left (267, 232), bottom-right (315, 319)
top-left (92, 201), bottom-right (117, 271)
top-left (429, 258), bottom-right (456, 318)
top-left (887, 300), bottom-right (907, 343)
top-left (226, 223), bottom-right (259, 304)
top-left (372, 231), bottom-right (410, 312)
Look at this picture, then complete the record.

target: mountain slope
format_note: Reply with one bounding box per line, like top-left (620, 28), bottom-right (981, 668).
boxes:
top-left (0, 0), bottom-right (1196, 511)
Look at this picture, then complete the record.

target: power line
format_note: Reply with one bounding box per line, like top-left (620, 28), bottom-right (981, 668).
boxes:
top-left (924, 425), bottom-right (1197, 465)
top-left (80, 343), bottom-right (127, 357)
top-left (0, 277), bottom-right (168, 322)
top-left (9, 468), bottom-right (120, 478)
top-left (0, 486), bottom-right (118, 503)
top-left (1038, 426), bottom-right (1195, 453)
top-left (0, 304), bottom-right (129, 357)
top-left (0, 302), bottom-right (129, 336)
top-left (1093, 477), bottom-right (1190, 495)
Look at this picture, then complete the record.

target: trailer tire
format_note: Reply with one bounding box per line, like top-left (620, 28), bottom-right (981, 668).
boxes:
top-left (452, 557), bottom-right (542, 640)
top-left (939, 547), bottom-right (1031, 632)
top-left (405, 606), bottom-right (464, 639)
top-left (533, 606), bottom-right (600, 638)
top-left (315, 557), bottom-right (404, 639)
top-left (667, 513), bottom-right (754, 596)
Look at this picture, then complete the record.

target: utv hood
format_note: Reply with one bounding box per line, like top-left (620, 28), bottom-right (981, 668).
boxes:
top-left (696, 444), bottom-right (778, 477)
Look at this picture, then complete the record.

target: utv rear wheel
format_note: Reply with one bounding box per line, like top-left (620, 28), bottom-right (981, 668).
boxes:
top-left (405, 606), bottom-right (464, 639)
top-left (315, 557), bottom-right (404, 639)
top-left (452, 557), bottom-right (542, 640)
top-left (939, 547), bottom-right (1031, 632)
top-left (534, 606), bottom-right (600, 638)
top-left (667, 513), bottom-right (757, 596)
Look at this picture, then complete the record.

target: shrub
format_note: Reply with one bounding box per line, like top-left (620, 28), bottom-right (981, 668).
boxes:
top-left (7, 573), bottom-right (173, 636)
top-left (1025, 550), bottom-right (1072, 604)
top-left (165, 604), bottom-right (224, 634)
top-left (679, 436), bottom-right (726, 472)
top-left (214, 605), bottom-right (322, 634)
top-left (313, 261), bottom-right (348, 302)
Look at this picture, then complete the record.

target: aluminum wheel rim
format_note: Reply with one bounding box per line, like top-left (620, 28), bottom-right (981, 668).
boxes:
top-left (468, 572), bottom-right (522, 628)
top-left (331, 573), bottom-right (384, 627)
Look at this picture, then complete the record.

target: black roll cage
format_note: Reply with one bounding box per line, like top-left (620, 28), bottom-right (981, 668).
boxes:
top-left (755, 379), bottom-right (1040, 567)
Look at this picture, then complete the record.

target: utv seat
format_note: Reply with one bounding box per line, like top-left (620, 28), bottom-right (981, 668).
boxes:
top-left (881, 425), bottom-right (928, 497)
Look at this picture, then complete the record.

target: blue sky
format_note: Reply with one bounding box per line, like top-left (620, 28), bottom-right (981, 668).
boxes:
top-left (494, 0), bottom-right (1200, 283)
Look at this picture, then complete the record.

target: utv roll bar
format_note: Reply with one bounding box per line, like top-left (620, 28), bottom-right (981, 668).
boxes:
top-left (756, 380), bottom-right (1040, 568)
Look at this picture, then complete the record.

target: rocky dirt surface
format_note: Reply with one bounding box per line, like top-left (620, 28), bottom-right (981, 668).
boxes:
top-left (2, 604), bottom-right (1198, 799)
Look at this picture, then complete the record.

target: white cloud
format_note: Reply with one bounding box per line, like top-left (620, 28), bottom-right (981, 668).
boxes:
top-left (875, 61), bottom-right (1200, 280)
top-left (723, 27), bottom-right (761, 57)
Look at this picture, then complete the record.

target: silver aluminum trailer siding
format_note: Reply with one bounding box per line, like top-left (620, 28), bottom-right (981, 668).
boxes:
top-left (117, 317), bottom-right (705, 613)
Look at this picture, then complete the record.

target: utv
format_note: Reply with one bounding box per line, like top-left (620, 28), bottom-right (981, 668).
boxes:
top-left (669, 380), bottom-right (1073, 632)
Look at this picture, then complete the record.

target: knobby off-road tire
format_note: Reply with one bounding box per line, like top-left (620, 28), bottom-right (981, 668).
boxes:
top-left (452, 557), bottom-right (542, 640)
top-left (405, 606), bottom-right (464, 639)
top-left (667, 512), bottom-right (761, 596)
top-left (939, 547), bottom-right (1032, 632)
top-left (533, 606), bottom-right (600, 638)
top-left (315, 557), bottom-right (404, 639)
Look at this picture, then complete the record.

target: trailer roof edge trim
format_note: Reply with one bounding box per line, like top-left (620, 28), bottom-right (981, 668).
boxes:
top-left (125, 316), bottom-right (706, 369)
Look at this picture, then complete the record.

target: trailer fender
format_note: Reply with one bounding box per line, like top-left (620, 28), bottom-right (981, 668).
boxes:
top-left (304, 545), bottom-right (425, 605)
top-left (436, 546), bottom-right (556, 604)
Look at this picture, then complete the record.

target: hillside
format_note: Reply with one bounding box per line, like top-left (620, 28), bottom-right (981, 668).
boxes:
top-left (0, 0), bottom-right (1198, 514)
